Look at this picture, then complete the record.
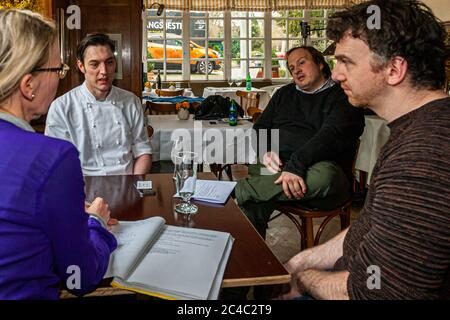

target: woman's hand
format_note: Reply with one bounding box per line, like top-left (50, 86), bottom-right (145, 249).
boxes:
top-left (86, 197), bottom-right (118, 229)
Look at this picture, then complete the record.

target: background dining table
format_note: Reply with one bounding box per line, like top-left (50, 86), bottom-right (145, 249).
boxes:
top-left (355, 115), bottom-right (390, 185)
top-left (147, 114), bottom-right (256, 164)
top-left (202, 86), bottom-right (271, 110)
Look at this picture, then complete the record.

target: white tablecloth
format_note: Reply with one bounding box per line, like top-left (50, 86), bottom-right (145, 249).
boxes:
top-left (355, 115), bottom-right (391, 184)
top-left (148, 115), bottom-right (256, 164)
top-left (149, 114), bottom-right (390, 183)
top-left (202, 87), bottom-right (271, 110)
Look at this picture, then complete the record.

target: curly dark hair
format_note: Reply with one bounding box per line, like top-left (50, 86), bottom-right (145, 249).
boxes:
top-left (76, 33), bottom-right (116, 63)
top-left (326, 0), bottom-right (449, 90)
top-left (285, 46), bottom-right (332, 79)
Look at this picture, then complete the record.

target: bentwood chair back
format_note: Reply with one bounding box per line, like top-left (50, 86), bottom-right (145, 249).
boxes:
top-left (236, 90), bottom-right (260, 117)
top-left (145, 101), bottom-right (177, 115)
top-left (155, 89), bottom-right (184, 97)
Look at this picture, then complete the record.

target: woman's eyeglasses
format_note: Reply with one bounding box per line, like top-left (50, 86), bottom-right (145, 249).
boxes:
top-left (33, 63), bottom-right (70, 79)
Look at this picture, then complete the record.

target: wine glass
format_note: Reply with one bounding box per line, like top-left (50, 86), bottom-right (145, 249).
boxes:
top-left (150, 79), bottom-right (157, 92)
top-left (234, 79), bottom-right (243, 87)
top-left (171, 137), bottom-right (184, 180)
top-left (174, 152), bottom-right (198, 215)
top-left (227, 78), bottom-right (234, 87)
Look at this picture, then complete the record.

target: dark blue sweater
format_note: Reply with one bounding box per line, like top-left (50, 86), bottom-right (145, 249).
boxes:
top-left (254, 82), bottom-right (364, 182)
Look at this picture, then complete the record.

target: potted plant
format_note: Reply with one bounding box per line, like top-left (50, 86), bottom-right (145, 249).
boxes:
top-left (144, 81), bottom-right (152, 92)
top-left (176, 101), bottom-right (190, 120)
top-left (168, 81), bottom-right (176, 90)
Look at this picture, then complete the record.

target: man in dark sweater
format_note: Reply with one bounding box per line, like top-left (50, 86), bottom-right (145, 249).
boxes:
top-left (279, 0), bottom-right (450, 300)
top-left (235, 46), bottom-right (364, 237)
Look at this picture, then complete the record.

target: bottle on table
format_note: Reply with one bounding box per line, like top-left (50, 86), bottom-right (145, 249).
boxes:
top-left (245, 72), bottom-right (252, 91)
top-left (156, 70), bottom-right (162, 90)
top-left (228, 100), bottom-right (238, 126)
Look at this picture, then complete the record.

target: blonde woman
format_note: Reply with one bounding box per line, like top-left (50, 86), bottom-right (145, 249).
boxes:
top-left (0, 9), bottom-right (117, 299)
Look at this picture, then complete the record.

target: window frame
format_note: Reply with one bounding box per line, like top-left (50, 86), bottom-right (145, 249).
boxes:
top-left (144, 8), bottom-right (335, 83)
top-left (188, 11), bottom-right (225, 81)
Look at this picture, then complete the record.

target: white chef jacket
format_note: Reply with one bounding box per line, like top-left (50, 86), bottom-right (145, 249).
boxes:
top-left (45, 82), bottom-right (152, 176)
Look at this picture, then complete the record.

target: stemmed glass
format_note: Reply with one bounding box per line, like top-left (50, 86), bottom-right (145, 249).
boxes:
top-left (171, 137), bottom-right (184, 180)
top-left (234, 79), bottom-right (243, 87)
top-left (174, 152), bottom-right (198, 215)
top-left (227, 78), bottom-right (234, 87)
top-left (150, 79), bottom-right (157, 92)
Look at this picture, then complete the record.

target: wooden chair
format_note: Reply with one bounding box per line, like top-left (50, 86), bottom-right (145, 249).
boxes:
top-left (155, 89), bottom-right (184, 97)
top-left (273, 199), bottom-right (352, 250)
top-left (147, 124), bottom-right (154, 139)
top-left (145, 101), bottom-right (177, 115)
top-left (60, 287), bottom-right (134, 299)
top-left (236, 90), bottom-right (260, 118)
top-left (247, 106), bottom-right (262, 124)
top-left (270, 142), bottom-right (361, 250)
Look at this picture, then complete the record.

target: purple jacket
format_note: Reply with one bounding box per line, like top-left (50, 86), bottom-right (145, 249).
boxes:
top-left (0, 118), bottom-right (117, 299)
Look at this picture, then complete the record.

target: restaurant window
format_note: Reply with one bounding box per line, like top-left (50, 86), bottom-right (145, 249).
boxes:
top-left (189, 11), bottom-right (225, 81)
top-left (144, 8), bottom-right (337, 83)
top-left (271, 9), bottom-right (335, 80)
top-left (146, 8), bottom-right (183, 82)
top-left (230, 11), bottom-right (265, 81)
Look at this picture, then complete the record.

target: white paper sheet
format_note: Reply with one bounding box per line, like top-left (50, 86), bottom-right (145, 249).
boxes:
top-left (126, 225), bottom-right (233, 300)
top-left (175, 179), bottom-right (237, 204)
top-left (104, 216), bottom-right (165, 279)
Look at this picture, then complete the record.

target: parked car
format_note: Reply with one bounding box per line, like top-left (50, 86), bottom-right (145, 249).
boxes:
top-left (148, 38), bottom-right (221, 74)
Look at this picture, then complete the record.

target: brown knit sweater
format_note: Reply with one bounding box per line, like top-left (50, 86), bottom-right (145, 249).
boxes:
top-left (334, 97), bottom-right (450, 299)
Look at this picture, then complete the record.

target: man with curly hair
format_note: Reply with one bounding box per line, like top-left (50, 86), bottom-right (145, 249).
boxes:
top-left (279, 0), bottom-right (450, 300)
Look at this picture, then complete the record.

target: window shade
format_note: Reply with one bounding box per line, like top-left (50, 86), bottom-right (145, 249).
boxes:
top-left (145, 0), bottom-right (369, 11)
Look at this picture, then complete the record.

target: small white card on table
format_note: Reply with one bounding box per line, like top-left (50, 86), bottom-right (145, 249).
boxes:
top-left (136, 181), bottom-right (152, 190)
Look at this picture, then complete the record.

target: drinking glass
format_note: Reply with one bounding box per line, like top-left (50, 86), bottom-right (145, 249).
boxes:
top-left (171, 138), bottom-right (184, 180)
top-left (150, 79), bottom-right (157, 91)
top-left (175, 82), bottom-right (181, 89)
top-left (234, 79), bottom-right (243, 87)
top-left (227, 78), bottom-right (234, 87)
top-left (174, 152), bottom-right (198, 215)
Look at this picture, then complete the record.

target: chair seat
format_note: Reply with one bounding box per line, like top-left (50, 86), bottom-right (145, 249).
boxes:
top-left (277, 197), bottom-right (352, 216)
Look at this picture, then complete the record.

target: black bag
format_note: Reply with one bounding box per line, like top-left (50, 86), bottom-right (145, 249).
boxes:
top-left (194, 95), bottom-right (244, 120)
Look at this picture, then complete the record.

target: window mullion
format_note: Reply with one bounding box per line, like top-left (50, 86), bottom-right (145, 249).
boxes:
top-left (162, 13), bottom-right (167, 81)
top-left (182, 10), bottom-right (190, 80)
top-left (264, 11), bottom-right (271, 80)
top-left (304, 10), bottom-right (311, 46)
top-left (205, 15), bottom-right (209, 81)
top-left (142, 9), bottom-right (148, 74)
top-left (224, 11), bottom-right (231, 80)
top-left (246, 15), bottom-right (249, 77)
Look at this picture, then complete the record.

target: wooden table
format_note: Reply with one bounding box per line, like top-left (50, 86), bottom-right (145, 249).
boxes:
top-left (84, 172), bottom-right (290, 289)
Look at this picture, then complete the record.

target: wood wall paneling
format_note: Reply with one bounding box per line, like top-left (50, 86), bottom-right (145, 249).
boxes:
top-left (38, 0), bottom-right (53, 18)
top-left (53, 0), bottom-right (142, 98)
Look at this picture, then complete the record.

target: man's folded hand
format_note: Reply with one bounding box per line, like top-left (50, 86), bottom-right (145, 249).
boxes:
top-left (262, 151), bottom-right (283, 174)
top-left (274, 171), bottom-right (307, 199)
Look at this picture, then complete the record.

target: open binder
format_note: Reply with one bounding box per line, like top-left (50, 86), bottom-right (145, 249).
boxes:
top-left (104, 216), bottom-right (234, 300)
